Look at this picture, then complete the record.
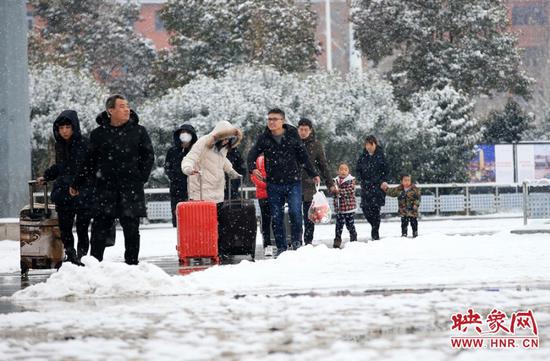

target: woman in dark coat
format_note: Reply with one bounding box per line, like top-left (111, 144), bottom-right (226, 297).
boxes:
top-left (356, 135), bottom-right (388, 240)
top-left (164, 124), bottom-right (198, 227)
top-left (39, 110), bottom-right (94, 265)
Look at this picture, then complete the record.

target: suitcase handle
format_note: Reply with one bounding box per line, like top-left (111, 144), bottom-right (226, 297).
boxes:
top-left (28, 180), bottom-right (49, 216)
top-left (198, 171), bottom-right (203, 201)
top-left (227, 175), bottom-right (244, 202)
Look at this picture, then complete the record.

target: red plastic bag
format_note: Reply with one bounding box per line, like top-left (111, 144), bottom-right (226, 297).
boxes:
top-left (308, 187), bottom-right (332, 224)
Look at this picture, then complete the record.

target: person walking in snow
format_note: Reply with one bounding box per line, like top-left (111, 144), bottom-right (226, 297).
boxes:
top-left (181, 120), bottom-right (243, 204)
top-left (297, 118), bottom-right (336, 245)
top-left (37, 110), bottom-right (93, 266)
top-left (164, 124), bottom-right (198, 227)
top-left (181, 121), bottom-right (243, 258)
top-left (332, 162), bottom-right (357, 248)
top-left (71, 94), bottom-right (155, 265)
top-left (250, 154), bottom-right (275, 257)
top-left (247, 108), bottom-right (320, 256)
top-left (356, 135), bottom-right (388, 240)
top-left (382, 174), bottom-right (421, 238)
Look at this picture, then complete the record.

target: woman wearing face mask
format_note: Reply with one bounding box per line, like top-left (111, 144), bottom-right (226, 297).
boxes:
top-left (164, 124), bottom-right (198, 227)
top-left (181, 121), bottom-right (242, 204)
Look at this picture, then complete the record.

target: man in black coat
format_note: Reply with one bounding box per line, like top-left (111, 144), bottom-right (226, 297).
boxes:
top-left (356, 135), bottom-right (388, 240)
top-left (39, 110), bottom-right (94, 265)
top-left (164, 124), bottom-right (197, 227)
top-left (72, 94), bottom-right (154, 265)
top-left (247, 108), bottom-right (320, 255)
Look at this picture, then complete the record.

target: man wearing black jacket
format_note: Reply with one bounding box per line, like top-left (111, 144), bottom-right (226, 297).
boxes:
top-left (72, 94), bottom-right (154, 265)
top-left (247, 108), bottom-right (320, 255)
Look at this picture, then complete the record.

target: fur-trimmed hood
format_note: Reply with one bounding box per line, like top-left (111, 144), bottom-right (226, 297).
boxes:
top-left (206, 120), bottom-right (243, 149)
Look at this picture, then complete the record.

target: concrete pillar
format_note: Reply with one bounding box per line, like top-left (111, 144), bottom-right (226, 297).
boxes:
top-left (0, 0), bottom-right (31, 218)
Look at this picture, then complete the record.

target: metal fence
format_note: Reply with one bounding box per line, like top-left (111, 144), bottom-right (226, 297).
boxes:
top-left (32, 182), bottom-right (549, 222)
top-left (522, 180), bottom-right (550, 225)
top-left (144, 183), bottom-right (540, 221)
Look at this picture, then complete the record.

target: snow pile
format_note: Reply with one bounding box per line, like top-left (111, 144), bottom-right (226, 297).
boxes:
top-left (12, 229), bottom-right (550, 301)
top-left (12, 257), bottom-right (188, 300)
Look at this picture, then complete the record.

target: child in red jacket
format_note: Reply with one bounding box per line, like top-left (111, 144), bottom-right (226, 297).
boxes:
top-left (250, 155), bottom-right (274, 256)
top-left (332, 163), bottom-right (357, 248)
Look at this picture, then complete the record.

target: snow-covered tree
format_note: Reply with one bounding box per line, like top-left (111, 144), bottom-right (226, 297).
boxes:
top-left (153, 0), bottom-right (319, 93)
top-left (482, 98), bottom-right (534, 143)
top-left (139, 66), bottom-right (403, 185)
top-left (30, 65), bottom-right (108, 177)
top-left (351, 0), bottom-right (533, 109)
top-left (29, 0), bottom-right (156, 103)
top-left (396, 86), bottom-right (480, 183)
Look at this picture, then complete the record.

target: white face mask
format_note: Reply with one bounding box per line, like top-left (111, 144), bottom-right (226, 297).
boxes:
top-left (179, 132), bottom-right (192, 143)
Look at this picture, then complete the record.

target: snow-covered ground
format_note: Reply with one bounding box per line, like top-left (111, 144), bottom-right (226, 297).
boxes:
top-left (1, 217), bottom-right (549, 360)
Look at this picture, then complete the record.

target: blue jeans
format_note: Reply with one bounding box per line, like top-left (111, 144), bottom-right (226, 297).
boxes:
top-left (267, 182), bottom-right (303, 252)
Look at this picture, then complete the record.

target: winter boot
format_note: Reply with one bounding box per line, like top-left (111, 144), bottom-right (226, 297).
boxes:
top-left (401, 233), bottom-right (407, 237)
top-left (349, 232), bottom-right (357, 243)
top-left (65, 248), bottom-right (84, 267)
top-left (333, 237), bottom-right (342, 249)
top-left (77, 247), bottom-right (87, 260)
top-left (371, 229), bottom-right (380, 241)
top-left (412, 231), bottom-right (418, 238)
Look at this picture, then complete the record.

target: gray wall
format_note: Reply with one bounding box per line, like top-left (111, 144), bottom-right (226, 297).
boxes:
top-left (0, 0), bottom-right (31, 217)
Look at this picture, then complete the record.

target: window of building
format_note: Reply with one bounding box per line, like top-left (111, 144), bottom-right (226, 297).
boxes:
top-left (512, 5), bottom-right (547, 26)
top-left (155, 11), bottom-right (165, 31)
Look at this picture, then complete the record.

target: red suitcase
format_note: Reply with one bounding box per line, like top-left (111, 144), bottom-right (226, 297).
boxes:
top-left (176, 174), bottom-right (219, 267)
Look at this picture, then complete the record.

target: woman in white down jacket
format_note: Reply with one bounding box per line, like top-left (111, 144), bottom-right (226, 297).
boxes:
top-left (181, 121), bottom-right (242, 203)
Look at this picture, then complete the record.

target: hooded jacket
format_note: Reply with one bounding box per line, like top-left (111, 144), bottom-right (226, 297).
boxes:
top-left (333, 174), bottom-right (357, 213)
top-left (300, 129), bottom-right (334, 202)
top-left (247, 124), bottom-right (318, 185)
top-left (73, 109), bottom-right (154, 217)
top-left (43, 110), bottom-right (93, 210)
top-left (386, 184), bottom-right (421, 217)
top-left (181, 121), bottom-right (242, 203)
top-left (356, 145), bottom-right (388, 207)
top-left (164, 124), bottom-right (198, 201)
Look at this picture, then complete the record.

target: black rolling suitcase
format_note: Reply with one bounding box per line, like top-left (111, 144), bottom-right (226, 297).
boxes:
top-left (19, 180), bottom-right (64, 275)
top-left (218, 178), bottom-right (257, 260)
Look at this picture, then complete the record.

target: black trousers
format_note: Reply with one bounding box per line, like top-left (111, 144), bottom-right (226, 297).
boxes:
top-left (302, 201), bottom-right (315, 245)
top-left (361, 204), bottom-right (381, 239)
top-left (335, 213), bottom-right (357, 240)
top-left (258, 198), bottom-right (273, 247)
top-left (91, 215), bottom-right (140, 265)
top-left (170, 195), bottom-right (187, 228)
top-left (57, 209), bottom-right (92, 258)
top-left (401, 216), bottom-right (418, 235)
